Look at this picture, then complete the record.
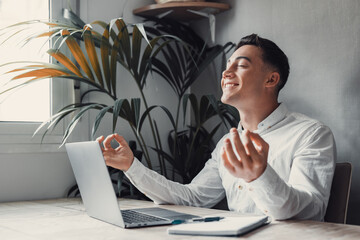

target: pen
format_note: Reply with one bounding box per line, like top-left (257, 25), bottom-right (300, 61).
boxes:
top-left (172, 216), bottom-right (224, 224)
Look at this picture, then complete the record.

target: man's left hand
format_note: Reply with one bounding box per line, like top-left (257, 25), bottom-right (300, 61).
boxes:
top-left (221, 128), bottom-right (269, 182)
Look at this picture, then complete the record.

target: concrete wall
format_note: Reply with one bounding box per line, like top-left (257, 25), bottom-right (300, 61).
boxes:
top-left (193, 0), bottom-right (360, 225)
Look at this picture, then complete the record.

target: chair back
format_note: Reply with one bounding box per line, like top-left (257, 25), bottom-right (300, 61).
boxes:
top-left (324, 162), bottom-right (352, 224)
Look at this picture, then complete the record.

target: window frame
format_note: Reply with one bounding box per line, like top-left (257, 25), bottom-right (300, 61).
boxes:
top-left (0, 0), bottom-right (82, 153)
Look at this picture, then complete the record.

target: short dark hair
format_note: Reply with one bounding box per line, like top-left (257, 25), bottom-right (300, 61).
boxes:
top-left (237, 34), bottom-right (290, 93)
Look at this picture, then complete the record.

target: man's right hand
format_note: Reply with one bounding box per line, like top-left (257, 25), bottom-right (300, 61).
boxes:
top-left (96, 134), bottom-right (134, 171)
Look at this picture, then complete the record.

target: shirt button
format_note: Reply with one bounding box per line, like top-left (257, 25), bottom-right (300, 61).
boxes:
top-left (248, 187), bottom-right (253, 191)
top-left (238, 185), bottom-right (243, 190)
top-left (264, 210), bottom-right (268, 213)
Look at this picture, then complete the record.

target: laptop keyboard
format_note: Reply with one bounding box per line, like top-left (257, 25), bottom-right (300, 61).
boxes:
top-left (121, 209), bottom-right (168, 224)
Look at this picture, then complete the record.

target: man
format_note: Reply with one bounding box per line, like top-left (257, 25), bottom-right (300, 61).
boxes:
top-left (97, 34), bottom-right (336, 221)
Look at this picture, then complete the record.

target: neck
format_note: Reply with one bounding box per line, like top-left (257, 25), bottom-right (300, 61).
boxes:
top-left (238, 99), bottom-right (279, 131)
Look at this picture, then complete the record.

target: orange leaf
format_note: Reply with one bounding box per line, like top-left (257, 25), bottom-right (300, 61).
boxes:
top-left (12, 69), bottom-right (69, 80)
top-left (47, 49), bottom-right (82, 77)
top-left (37, 31), bottom-right (56, 38)
top-left (61, 29), bottom-right (95, 81)
top-left (101, 27), bottom-right (111, 92)
top-left (46, 23), bottom-right (59, 27)
top-left (83, 29), bottom-right (104, 87)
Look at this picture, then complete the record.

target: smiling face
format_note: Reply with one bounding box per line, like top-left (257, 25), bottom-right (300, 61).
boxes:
top-left (221, 45), bottom-right (274, 110)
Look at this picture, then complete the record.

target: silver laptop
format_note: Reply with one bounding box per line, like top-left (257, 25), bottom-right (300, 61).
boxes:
top-left (65, 141), bottom-right (198, 228)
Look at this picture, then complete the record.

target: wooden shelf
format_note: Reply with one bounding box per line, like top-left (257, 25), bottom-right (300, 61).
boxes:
top-left (133, 2), bottom-right (230, 21)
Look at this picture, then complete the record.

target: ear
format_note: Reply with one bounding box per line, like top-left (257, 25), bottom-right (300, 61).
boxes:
top-left (265, 72), bottom-right (280, 88)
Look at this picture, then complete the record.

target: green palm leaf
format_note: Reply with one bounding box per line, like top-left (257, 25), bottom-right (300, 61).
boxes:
top-left (34, 103), bottom-right (96, 143)
top-left (137, 105), bottom-right (176, 134)
top-left (92, 105), bottom-right (112, 139)
top-left (33, 107), bottom-right (75, 137)
top-left (131, 25), bottom-right (142, 79)
top-left (62, 8), bottom-right (86, 28)
top-left (183, 93), bottom-right (199, 126)
top-left (138, 37), bottom-right (163, 82)
top-left (112, 99), bottom-right (127, 132)
top-left (114, 19), bottom-right (131, 67)
top-left (110, 31), bottom-right (120, 96)
top-left (92, 20), bottom-right (118, 43)
top-left (130, 98), bottom-right (141, 128)
top-left (61, 103), bottom-right (104, 146)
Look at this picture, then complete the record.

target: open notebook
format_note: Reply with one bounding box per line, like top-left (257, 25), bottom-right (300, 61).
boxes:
top-left (167, 215), bottom-right (270, 236)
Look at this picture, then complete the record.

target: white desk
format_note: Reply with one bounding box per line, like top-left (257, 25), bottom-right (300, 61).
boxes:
top-left (0, 198), bottom-right (360, 239)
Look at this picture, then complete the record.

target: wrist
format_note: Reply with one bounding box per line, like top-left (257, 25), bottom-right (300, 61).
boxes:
top-left (245, 164), bottom-right (267, 183)
top-left (123, 157), bottom-right (135, 172)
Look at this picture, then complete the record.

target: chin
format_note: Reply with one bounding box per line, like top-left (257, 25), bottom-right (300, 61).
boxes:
top-left (221, 95), bottom-right (240, 110)
top-left (221, 95), bottom-right (232, 105)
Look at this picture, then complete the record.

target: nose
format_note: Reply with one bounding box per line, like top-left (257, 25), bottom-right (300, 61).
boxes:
top-left (222, 68), bottom-right (234, 79)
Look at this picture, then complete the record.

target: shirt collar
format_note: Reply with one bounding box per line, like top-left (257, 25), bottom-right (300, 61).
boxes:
top-left (237, 103), bottom-right (289, 133)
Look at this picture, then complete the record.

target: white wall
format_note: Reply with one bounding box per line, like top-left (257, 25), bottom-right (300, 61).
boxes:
top-left (193, 0), bottom-right (360, 225)
top-left (0, 153), bottom-right (75, 202)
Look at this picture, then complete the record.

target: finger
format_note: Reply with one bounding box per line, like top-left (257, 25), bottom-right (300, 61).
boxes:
top-left (249, 132), bottom-right (269, 155)
top-left (221, 146), bottom-right (236, 174)
top-left (242, 130), bottom-right (259, 160)
top-left (113, 133), bottom-right (129, 148)
top-left (230, 128), bottom-right (248, 161)
top-left (223, 138), bottom-right (242, 169)
top-left (103, 134), bottom-right (115, 150)
top-left (96, 136), bottom-right (105, 152)
top-left (96, 135), bottom-right (104, 143)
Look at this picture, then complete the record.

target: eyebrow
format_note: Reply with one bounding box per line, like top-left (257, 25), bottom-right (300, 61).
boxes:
top-left (235, 56), bottom-right (251, 62)
top-left (228, 56), bottom-right (252, 63)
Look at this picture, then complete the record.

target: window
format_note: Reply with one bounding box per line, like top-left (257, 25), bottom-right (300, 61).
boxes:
top-left (0, 0), bottom-right (78, 152)
top-left (0, 0), bottom-right (50, 122)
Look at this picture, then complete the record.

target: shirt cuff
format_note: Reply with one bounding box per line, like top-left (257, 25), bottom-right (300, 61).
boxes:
top-left (246, 164), bottom-right (280, 193)
top-left (124, 157), bottom-right (145, 183)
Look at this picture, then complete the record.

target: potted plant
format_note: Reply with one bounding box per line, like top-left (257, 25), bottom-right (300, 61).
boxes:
top-left (0, 8), bottom-right (239, 190)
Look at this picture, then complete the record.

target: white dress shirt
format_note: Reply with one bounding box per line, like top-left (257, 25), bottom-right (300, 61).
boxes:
top-left (125, 104), bottom-right (336, 221)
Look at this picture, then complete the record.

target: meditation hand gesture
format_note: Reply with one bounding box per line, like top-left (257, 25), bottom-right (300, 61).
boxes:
top-left (222, 128), bottom-right (269, 182)
top-left (96, 134), bottom-right (134, 171)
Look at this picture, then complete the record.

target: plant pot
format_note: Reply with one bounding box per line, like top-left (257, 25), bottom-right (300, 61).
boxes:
top-left (155, 0), bottom-right (206, 4)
